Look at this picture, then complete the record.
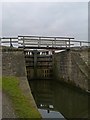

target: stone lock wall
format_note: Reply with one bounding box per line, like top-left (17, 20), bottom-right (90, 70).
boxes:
top-left (53, 49), bottom-right (90, 91)
top-left (2, 46), bottom-right (27, 77)
top-left (2, 46), bottom-right (41, 118)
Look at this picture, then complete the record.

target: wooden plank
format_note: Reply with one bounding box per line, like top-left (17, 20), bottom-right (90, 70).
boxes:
top-left (2, 37), bottom-right (18, 39)
top-left (19, 46), bottom-right (70, 50)
top-left (71, 40), bottom-right (90, 43)
top-left (1, 41), bottom-right (18, 43)
top-left (20, 38), bottom-right (70, 42)
top-left (21, 40), bottom-right (69, 45)
top-left (18, 35), bottom-right (74, 39)
top-left (20, 43), bottom-right (73, 46)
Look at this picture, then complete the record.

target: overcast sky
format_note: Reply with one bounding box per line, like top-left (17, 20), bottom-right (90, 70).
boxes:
top-left (2, 2), bottom-right (88, 40)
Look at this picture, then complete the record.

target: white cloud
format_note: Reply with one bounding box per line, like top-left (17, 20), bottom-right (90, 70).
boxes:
top-left (1, 0), bottom-right (89, 2)
top-left (2, 2), bottom-right (88, 40)
top-left (0, 2), bottom-right (2, 36)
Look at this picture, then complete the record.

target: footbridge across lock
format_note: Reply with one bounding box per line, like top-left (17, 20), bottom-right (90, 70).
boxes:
top-left (1, 35), bottom-right (90, 80)
top-left (1, 35), bottom-right (89, 50)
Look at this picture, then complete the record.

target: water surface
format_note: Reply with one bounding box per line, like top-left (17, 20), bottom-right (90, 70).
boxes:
top-left (29, 79), bottom-right (89, 119)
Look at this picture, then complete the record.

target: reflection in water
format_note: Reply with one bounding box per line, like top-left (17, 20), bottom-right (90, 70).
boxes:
top-left (29, 79), bottom-right (89, 119)
top-left (38, 109), bottom-right (65, 118)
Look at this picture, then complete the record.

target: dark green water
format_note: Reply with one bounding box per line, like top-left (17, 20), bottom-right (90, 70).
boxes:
top-left (29, 79), bottom-right (89, 119)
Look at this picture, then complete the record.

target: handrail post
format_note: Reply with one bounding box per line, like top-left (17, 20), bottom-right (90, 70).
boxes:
top-left (38, 37), bottom-right (41, 47)
top-left (0, 38), bottom-right (1, 46)
top-left (54, 38), bottom-right (56, 47)
top-left (10, 38), bottom-right (12, 47)
top-left (23, 37), bottom-right (25, 48)
top-left (52, 39), bottom-right (54, 47)
top-left (69, 38), bottom-right (70, 48)
top-left (80, 42), bottom-right (82, 47)
top-left (65, 41), bottom-right (67, 48)
top-left (18, 36), bottom-right (19, 48)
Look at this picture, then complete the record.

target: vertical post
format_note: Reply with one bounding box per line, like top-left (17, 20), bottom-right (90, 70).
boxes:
top-left (18, 36), bottom-right (20, 48)
top-left (52, 40), bottom-right (53, 47)
top-left (38, 37), bottom-right (41, 47)
top-left (69, 38), bottom-right (70, 48)
top-left (10, 38), bottom-right (12, 47)
top-left (65, 41), bottom-right (67, 48)
top-left (80, 42), bottom-right (82, 47)
top-left (54, 38), bottom-right (56, 47)
top-left (23, 37), bottom-right (25, 48)
top-left (52, 38), bottom-right (54, 47)
top-left (0, 38), bottom-right (1, 46)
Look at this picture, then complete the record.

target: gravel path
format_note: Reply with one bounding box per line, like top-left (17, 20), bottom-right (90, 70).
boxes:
top-left (2, 92), bottom-right (17, 118)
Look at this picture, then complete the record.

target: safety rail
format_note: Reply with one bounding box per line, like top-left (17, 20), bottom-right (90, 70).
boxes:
top-left (0, 36), bottom-right (90, 49)
top-left (18, 36), bottom-right (74, 49)
top-left (0, 37), bottom-right (18, 47)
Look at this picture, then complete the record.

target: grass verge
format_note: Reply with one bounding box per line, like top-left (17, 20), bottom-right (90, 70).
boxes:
top-left (0, 77), bottom-right (2, 90)
top-left (2, 76), bottom-right (41, 118)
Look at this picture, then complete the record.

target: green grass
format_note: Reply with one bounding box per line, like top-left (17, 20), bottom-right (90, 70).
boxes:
top-left (2, 76), bottom-right (41, 118)
top-left (0, 77), bottom-right (2, 90)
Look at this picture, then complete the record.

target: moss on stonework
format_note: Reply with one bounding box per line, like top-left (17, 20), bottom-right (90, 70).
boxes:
top-left (0, 77), bottom-right (2, 90)
top-left (2, 76), bottom-right (41, 118)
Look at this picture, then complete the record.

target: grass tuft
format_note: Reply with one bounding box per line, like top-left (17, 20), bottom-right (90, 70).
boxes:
top-left (2, 76), bottom-right (41, 118)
